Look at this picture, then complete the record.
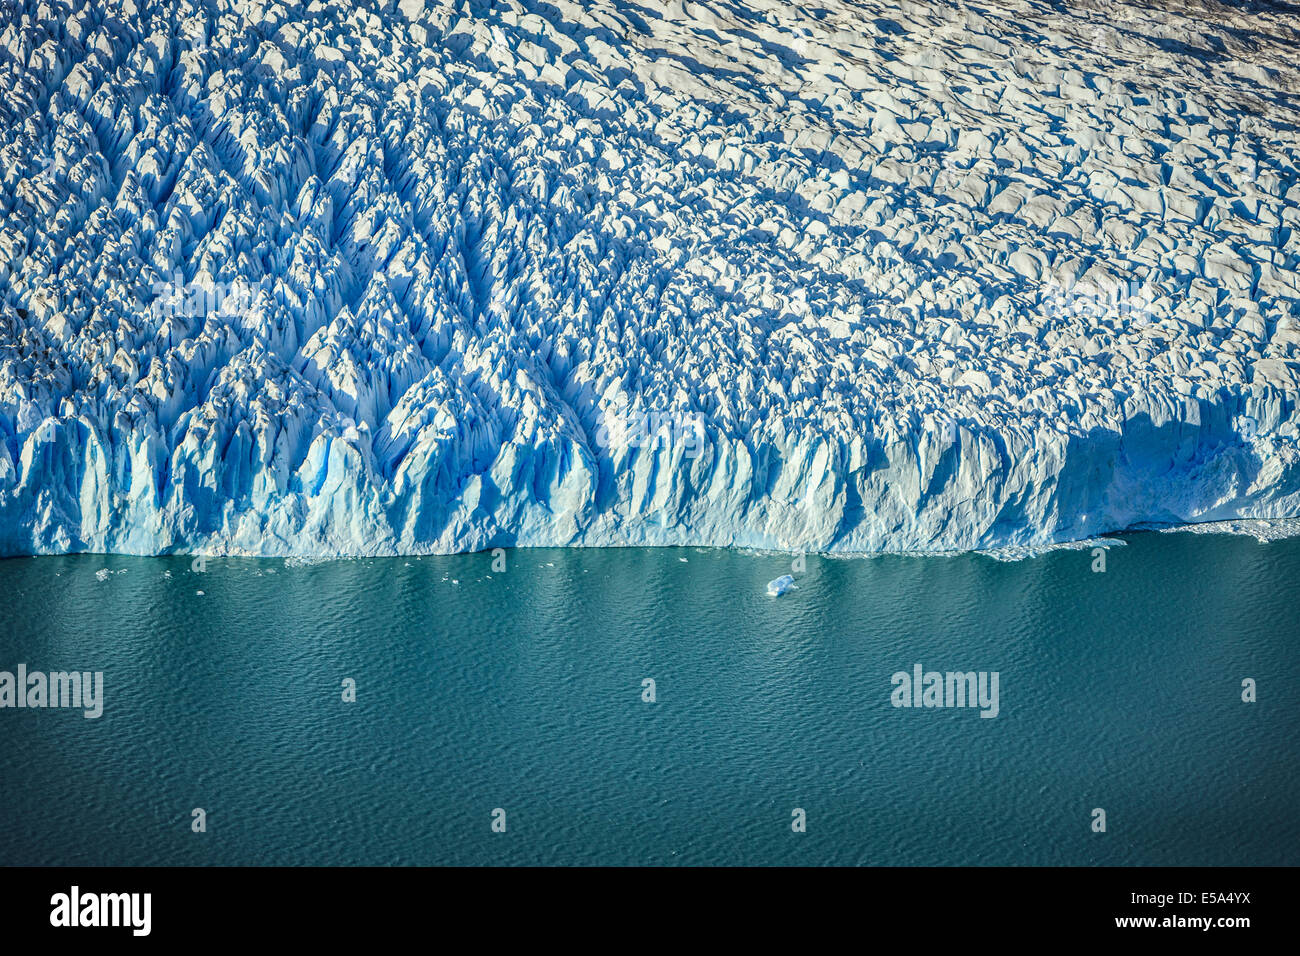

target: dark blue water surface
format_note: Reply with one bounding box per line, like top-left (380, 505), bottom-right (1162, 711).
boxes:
top-left (1, 531), bottom-right (1296, 865)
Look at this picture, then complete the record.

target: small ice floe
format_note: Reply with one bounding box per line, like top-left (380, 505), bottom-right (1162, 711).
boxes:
top-left (766, 574), bottom-right (796, 597)
top-left (679, 557), bottom-right (688, 562)
top-left (95, 569), bottom-right (110, 582)
top-left (195, 590), bottom-right (205, 596)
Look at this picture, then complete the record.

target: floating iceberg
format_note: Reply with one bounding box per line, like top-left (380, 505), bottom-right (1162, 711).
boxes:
top-left (1, 0), bottom-right (1299, 559)
top-left (767, 575), bottom-right (796, 597)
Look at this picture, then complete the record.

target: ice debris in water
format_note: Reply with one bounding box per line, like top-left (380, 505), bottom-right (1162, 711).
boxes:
top-left (767, 574), bottom-right (796, 597)
top-left (1, 0), bottom-right (1300, 559)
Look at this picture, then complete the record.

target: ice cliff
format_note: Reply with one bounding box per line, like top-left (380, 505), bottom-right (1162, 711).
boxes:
top-left (1, 0), bottom-right (1299, 557)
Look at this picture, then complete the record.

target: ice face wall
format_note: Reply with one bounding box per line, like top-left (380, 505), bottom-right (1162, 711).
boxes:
top-left (0, 0), bottom-right (1299, 557)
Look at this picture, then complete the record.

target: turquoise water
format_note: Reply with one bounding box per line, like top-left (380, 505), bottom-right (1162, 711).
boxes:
top-left (0, 532), bottom-right (1296, 866)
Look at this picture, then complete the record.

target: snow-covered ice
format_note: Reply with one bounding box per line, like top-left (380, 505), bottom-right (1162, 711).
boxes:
top-left (1, 0), bottom-right (1299, 557)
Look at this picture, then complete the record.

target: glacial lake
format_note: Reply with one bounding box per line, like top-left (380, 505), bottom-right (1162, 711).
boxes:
top-left (1, 531), bottom-right (1297, 865)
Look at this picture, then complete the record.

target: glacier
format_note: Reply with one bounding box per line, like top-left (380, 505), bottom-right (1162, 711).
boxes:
top-left (1, 0), bottom-right (1299, 557)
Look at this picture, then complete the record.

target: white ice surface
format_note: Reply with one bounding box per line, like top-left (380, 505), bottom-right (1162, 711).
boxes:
top-left (767, 573), bottom-right (795, 596)
top-left (1, 0), bottom-right (1300, 557)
